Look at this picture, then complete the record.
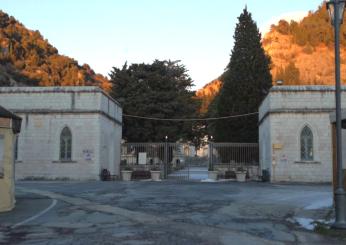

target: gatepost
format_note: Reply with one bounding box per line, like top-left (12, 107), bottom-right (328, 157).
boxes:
top-left (0, 106), bottom-right (22, 212)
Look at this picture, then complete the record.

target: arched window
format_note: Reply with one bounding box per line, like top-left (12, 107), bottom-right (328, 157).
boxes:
top-left (60, 127), bottom-right (72, 161)
top-left (300, 126), bottom-right (313, 161)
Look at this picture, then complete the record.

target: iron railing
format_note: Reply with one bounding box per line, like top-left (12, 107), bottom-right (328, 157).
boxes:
top-left (121, 142), bottom-right (192, 178)
top-left (209, 142), bottom-right (259, 171)
top-left (121, 142), bottom-right (259, 180)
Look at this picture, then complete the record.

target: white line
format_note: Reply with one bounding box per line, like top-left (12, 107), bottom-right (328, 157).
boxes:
top-left (12, 199), bottom-right (57, 228)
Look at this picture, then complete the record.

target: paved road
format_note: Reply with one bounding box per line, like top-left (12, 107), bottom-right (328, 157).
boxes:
top-left (168, 167), bottom-right (209, 180)
top-left (0, 181), bottom-right (343, 244)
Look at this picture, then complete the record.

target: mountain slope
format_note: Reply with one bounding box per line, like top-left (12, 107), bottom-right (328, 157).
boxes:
top-left (0, 10), bottom-right (111, 90)
top-left (262, 3), bottom-right (346, 85)
top-left (196, 79), bottom-right (222, 114)
top-left (196, 2), bottom-right (346, 113)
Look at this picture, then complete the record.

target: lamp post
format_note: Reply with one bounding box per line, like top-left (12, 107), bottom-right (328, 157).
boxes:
top-left (327, 0), bottom-right (346, 229)
top-left (208, 136), bottom-right (213, 171)
top-left (164, 136), bottom-right (168, 179)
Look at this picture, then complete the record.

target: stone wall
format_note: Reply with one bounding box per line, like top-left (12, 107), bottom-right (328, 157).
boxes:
top-left (0, 128), bottom-right (15, 212)
top-left (15, 113), bottom-right (101, 180)
top-left (259, 86), bottom-right (345, 183)
top-left (259, 116), bottom-right (272, 174)
top-left (269, 113), bottom-right (332, 182)
top-left (0, 87), bottom-right (122, 180)
top-left (0, 86), bottom-right (122, 124)
top-left (98, 115), bottom-right (122, 177)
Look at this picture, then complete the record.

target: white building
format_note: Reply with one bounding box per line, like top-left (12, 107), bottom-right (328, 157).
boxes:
top-left (0, 86), bottom-right (122, 180)
top-left (259, 86), bottom-right (346, 183)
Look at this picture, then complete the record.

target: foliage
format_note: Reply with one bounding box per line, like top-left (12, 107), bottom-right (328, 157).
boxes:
top-left (0, 11), bottom-right (110, 90)
top-left (271, 3), bottom-right (337, 47)
top-left (275, 61), bottom-right (300, 85)
top-left (195, 79), bottom-right (222, 114)
top-left (110, 60), bottom-right (201, 142)
top-left (210, 8), bottom-right (272, 143)
top-left (150, 165), bottom-right (161, 171)
top-left (123, 166), bottom-right (133, 171)
top-left (236, 166), bottom-right (246, 173)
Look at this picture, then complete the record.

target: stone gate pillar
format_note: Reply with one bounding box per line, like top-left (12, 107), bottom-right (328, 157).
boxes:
top-left (0, 106), bottom-right (21, 212)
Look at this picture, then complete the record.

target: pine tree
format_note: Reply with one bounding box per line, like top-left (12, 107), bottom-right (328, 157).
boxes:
top-left (212, 7), bottom-right (272, 142)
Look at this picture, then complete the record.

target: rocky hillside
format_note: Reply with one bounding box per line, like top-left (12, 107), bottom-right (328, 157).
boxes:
top-left (196, 2), bottom-right (346, 112)
top-left (263, 2), bottom-right (346, 85)
top-left (196, 79), bottom-right (222, 114)
top-left (0, 11), bottom-right (111, 90)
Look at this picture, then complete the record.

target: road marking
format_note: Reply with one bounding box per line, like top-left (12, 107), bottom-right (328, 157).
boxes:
top-left (17, 188), bottom-right (281, 245)
top-left (12, 199), bottom-right (57, 228)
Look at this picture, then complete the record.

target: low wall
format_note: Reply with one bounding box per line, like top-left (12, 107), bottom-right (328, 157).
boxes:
top-left (15, 162), bottom-right (100, 180)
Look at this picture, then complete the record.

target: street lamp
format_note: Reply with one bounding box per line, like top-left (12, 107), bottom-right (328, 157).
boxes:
top-left (164, 136), bottom-right (168, 179)
top-left (327, 0), bottom-right (346, 229)
top-left (208, 135), bottom-right (214, 171)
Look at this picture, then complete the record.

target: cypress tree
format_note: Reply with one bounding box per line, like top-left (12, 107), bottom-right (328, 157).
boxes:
top-left (213, 7), bottom-right (272, 142)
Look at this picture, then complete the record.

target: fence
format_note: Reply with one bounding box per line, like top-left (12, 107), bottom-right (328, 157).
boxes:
top-left (209, 142), bottom-right (259, 177)
top-left (121, 142), bottom-right (192, 179)
top-left (121, 142), bottom-right (259, 180)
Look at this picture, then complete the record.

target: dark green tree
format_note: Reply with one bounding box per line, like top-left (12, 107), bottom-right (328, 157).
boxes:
top-left (211, 7), bottom-right (272, 142)
top-left (110, 60), bottom-right (200, 142)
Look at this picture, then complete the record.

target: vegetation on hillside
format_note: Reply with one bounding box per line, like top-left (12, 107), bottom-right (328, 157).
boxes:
top-left (263, 2), bottom-right (346, 85)
top-left (195, 79), bottom-right (222, 114)
top-left (198, 1), bottom-right (346, 114)
top-left (0, 10), bottom-right (110, 90)
top-left (266, 4), bottom-right (335, 47)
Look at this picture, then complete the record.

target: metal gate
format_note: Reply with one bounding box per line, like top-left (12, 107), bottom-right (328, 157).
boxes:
top-left (121, 142), bottom-right (202, 180)
top-left (209, 142), bottom-right (259, 179)
top-left (120, 142), bottom-right (259, 181)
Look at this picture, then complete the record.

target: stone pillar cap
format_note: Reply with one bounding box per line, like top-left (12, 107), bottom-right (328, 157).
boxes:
top-left (0, 105), bottom-right (22, 133)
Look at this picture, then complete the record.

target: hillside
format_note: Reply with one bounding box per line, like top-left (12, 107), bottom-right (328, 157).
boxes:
top-left (196, 79), bottom-right (222, 114)
top-left (196, 2), bottom-right (346, 112)
top-left (0, 10), bottom-right (111, 90)
top-left (263, 2), bottom-right (346, 85)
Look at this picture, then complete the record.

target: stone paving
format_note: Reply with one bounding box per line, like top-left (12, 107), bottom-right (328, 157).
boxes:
top-left (0, 181), bottom-right (344, 244)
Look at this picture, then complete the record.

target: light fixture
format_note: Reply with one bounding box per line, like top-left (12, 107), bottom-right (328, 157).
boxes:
top-left (327, 0), bottom-right (346, 25)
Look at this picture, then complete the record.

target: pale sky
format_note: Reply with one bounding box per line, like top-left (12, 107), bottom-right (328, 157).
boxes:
top-left (1, 0), bottom-right (323, 89)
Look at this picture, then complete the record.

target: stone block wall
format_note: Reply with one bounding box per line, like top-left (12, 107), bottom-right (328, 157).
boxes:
top-left (98, 115), bottom-right (122, 177)
top-left (15, 113), bottom-right (101, 180)
top-left (269, 113), bottom-right (332, 182)
top-left (0, 87), bottom-right (122, 180)
top-left (258, 86), bottom-right (343, 183)
top-left (0, 128), bottom-right (15, 212)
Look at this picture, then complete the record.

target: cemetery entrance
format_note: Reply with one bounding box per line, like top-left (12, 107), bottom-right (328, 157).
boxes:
top-left (120, 142), bottom-right (259, 181)
top-left (121, 142), bottom-right (206, 181)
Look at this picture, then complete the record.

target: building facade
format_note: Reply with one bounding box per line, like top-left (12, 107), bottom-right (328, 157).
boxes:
top-left (259, 86), bottom-right (346, 183)
top-left (0, 87), bottom-right (122, 180)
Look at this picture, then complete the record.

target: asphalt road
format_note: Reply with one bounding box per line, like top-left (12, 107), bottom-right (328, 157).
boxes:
top-left (0, 180), bottom-right (343, 244)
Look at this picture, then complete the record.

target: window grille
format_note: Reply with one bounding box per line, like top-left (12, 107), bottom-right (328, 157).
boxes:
top-left (300, 126), bottom-right (313, 161)
top-left (60, 127), bottom-right (72, 161)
